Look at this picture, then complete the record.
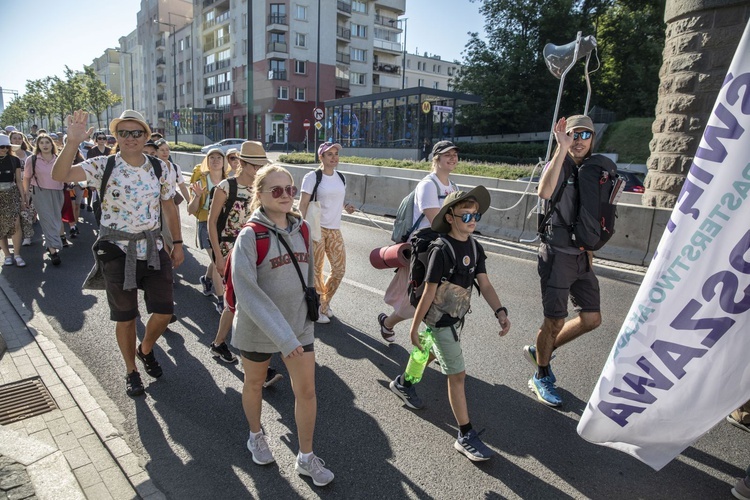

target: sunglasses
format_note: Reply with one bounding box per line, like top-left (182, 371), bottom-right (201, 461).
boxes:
top-left (452, 211), bottom-right (482, 223)
top-left (0, 145), bottom-right (10, 150)
top-left (116, 130), bottom-right (146, 139)
top-left (571, 131), bottom-right (592, 140)
top-left (96, 136), bottom-right (106, 140)
top-left (262, 185), bottom-right (298, 198)
top-left (227, 156), bottom-right (238, 160)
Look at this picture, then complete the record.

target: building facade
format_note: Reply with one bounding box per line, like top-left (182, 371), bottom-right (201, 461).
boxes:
top-left (403, 52), bottom-right (460, 91)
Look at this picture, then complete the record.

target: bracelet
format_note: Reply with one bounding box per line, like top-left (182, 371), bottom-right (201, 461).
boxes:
top-left (494, 306), bottom-right (508, 318)
top-left (173, 240), bottom-right (183, 245)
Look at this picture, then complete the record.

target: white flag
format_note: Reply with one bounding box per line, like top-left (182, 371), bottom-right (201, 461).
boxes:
top-left (577, 19), bottom-right (750, 471)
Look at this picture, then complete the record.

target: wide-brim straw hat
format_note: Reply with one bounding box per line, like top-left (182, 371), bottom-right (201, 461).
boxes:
top-left (238, 141), bottom-right (270, 166)
top-left (109, 109), bottom-right (152, 138)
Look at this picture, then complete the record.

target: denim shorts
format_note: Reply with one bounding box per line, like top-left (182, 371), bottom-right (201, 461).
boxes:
top-left (197, 221), bottom-right (210, 250)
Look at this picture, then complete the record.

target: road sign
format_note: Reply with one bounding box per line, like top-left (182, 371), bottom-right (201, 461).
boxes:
top-left (421, 101), bottom-right (431, 114)
top-left (313, 108), bottom-right (324, 121)
top-left (303, 119), bottom-right (311, 130)
top-left (434, 105), bottom-right (454, 113)
top-left (314, 121), bottom-right (323, 130)
top-left (283, 113), bottom-right (292, 124)
top-left (174, 120), bottom-right (179, 127)
top-left (172, 112), bottom-right (179, 120)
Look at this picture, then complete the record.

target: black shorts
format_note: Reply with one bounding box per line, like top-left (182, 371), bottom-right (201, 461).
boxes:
top-left (538, 243), bottom-right (600, 319)
top-left (101, 247), bottom-right (174, 322)
top-left (240, 343), bottom-right (314, 362)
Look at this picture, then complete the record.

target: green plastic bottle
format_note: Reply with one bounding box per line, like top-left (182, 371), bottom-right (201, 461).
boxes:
top-left (404, 328), bottom-right (434, 384)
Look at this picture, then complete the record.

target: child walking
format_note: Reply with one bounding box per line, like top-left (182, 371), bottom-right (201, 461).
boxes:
top-left (389, 186), bottom-right (511, 461)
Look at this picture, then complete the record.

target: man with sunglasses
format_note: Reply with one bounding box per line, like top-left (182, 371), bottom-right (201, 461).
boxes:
top-left (525, 115), bottom-right (602, 408)
top-left (52, 109), bottom-right (184, 397)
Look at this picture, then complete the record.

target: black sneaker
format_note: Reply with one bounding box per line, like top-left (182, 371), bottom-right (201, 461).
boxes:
top-left (61, 235), bottom-right (69, 248)
top-left (49, 251), bottom-right (61, 266)
top-left (86, 205), bottom-right (93, 212)
top-left (80, 202), bottom-right (86, 210)
top-left (69, 226), bottom-right (79, 238)
top-left (210, 342), bottom-right (237, 363)
top-left (126, 371), bottom-right (144, 397)
top-left (264, 368), bottom-right (283, 388)
top-left (137, 344), bottom-right (163, 378)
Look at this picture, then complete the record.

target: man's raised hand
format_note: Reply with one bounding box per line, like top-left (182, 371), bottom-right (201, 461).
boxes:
top-left (66, 110), bottom-right (94, 145)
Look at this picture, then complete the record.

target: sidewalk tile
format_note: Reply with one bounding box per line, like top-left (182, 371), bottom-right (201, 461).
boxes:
top-left (130, 471), bottom-right (160, 497)
top-left (63, 446), bottom-right (92, 470)
top-left (69, 385), bottom-right (100, 413)
top-left (72, 462), bottom-right (102, 489)
top-left (46, 416), bottom-right (72, 437)
top-left (79, 434), bottom-right (116, 472)
top-left (116, 452), bottom-right (144, 477)
top-left (53, 393), bottom-right (77, 410)
top-left (41, 408), bottom-right (63, 422)
top-left (11, 354), bottom-right (32, 367)
top-left (104, 437), bottom-right (132, 459)
top-left (16, 363), bottom-right (38, 378)
top-left (85, 408), bottom-right (119, 439)
top-left (100, 465), bottom-right (138, 499)
top-left (23, 415), bottom-right (48, 435)
top-left (84, 482), bottom-right (114, 500)
top-left (27, 428), bottom-right (56, 451)
top-left (53, 431), bottom-right (79, 452)
top-left (69, 419), bottom-right (95, 440)
top-left (55, 365), bottom-right (77, 381)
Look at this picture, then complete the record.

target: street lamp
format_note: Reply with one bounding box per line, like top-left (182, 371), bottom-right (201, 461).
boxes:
top-left (400, 18), bottom-right (408, 90)
top-left (154, 18), bottom-right (178, 144)
top-left (115, 48), bottom-right (136, 111)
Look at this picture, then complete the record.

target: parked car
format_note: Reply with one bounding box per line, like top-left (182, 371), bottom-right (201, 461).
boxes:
top-left (200, 138), bottom-right (245, 154)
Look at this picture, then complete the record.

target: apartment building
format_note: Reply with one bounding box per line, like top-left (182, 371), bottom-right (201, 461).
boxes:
top-left (118, 31), bottom-right (145, 113)
top-left (403, 52), bottom-right (461, 91)
top-left (88, 49), bottom-right (123, 130)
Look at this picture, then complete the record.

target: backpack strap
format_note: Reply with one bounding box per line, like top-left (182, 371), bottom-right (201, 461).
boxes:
top-left (217, 178), bottom-right (239, 242)
top-left (310, 169), bottom-right (346, 201)
top-left (248, 220), bottom-right (310, 266)
top-left (406, 175), bottom-right (454, 238)
top-left (98, 155), bottom-right (118, 206)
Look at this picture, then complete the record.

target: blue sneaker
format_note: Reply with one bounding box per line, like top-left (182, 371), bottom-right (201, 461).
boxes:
top-left (523, 345), bottom-right (556, 384)
top-left (389, 375), bottom-right (424, 410)
top-left (528, 374), bottom-right (562, 407)
top-left (454, 429), bottom-right (493, 461)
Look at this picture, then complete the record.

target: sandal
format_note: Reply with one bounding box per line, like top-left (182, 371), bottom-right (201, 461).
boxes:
top-left (3, 256), bottom-right (13, 266)
top-left (14, 256), bottom-right (26, 267)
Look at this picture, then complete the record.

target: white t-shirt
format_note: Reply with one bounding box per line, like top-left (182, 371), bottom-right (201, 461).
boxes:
top-left (300, 169), bottom-right (347, 230)
top-left (413, 173), bottom-right (457, 231)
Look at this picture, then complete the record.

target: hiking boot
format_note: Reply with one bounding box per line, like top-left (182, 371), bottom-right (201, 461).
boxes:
top-left (378, 313), bottom-right (395, 343)
top-left (263, 368), bottom-right (283, 388)
top-left (125, 371), bottom-right (144, 397)
top-left (528, 374), bottom-right (562, 407)
top-left (296, 454), bottom-right (334, 487)
top-left (247, 432), bottom-right (275, 465)
top-left (210, 342), bottom-right (237, 363)
top-left (726, 412), bottom-right (750, 433)
top-left (522, 345), bottom-right (556, 384)
top-left (389, 375), bottom-right (423, 410)
top-left (454, 428), bottom-right (494, 462)
top-left (137, 344), bottom-right (163, 378)
top-left (200, 275), bottom-right (214, 296)
top-left (733, 477), bottom-right (750, 500)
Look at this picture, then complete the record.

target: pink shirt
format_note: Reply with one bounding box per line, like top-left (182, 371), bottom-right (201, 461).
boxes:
top-left (24, 155), bottom-right (65, 190)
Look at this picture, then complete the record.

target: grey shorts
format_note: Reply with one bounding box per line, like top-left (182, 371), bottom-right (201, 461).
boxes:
top-left (240, 343), bottom-right (314, 362)
top-left (538, 243), bottom-right (600, 318)
top-left (430, 325), bottom-right (465, 375)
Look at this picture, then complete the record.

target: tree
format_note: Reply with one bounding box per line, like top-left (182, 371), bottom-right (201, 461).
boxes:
top-left (0, 98), bottom-right (28, 130)
top-left (50, 67), bottom-right (87, 133)
top-left (24, 78), bottom-right (55, 131)
top-left (82, 66), bottom-right (122, 131)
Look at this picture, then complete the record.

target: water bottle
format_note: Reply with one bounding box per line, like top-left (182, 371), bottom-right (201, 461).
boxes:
top-left (404, 328), bottom-right (434, 384)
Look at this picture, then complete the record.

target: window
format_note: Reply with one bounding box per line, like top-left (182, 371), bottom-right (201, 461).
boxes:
top-left (278, 86), bottom-right (289, 99)
top-left (433, 82), bottom-right (440, 89)
top-left (352, 1), bottom-right (366, 13)
top-left (350, 48), bottom-right (366, 62)
top-left (270, 60), bottom-right (286, 79)
top-left (352, 24), bottom-right (367, 38)
top-left (270, 3), bottom-right (286, 24)
top-left (295, 60), bottom-right (307, 74)
top-left (417, 61), bottom-right (422, 71)
top-left (295, 32), bottom-right (307, 48)
top-left (187, 82), bottom-right (192, 94)
top-left (218, 95), bottom-right (230, 107)
top-left (179, 39), bottom-right (185, 51)
top-left (187, 60), bottom-right (192, 71)
top-left (205, 54), bottom-right (215, 65)
top-left (180, 84), bottom-right (185, 95)
top-left (295, 87), bottom-right (306, 101)
top-left (178, 62), bottom-right (184, 75)
top-left (418, 78), bottom-right (424, 86)
top-left (295, 5), bottom-right (307, 20)
top-left (350, 72), bottom-right (366, 85)
top-left (406, 59), bottom-right (410, 69)
top-left (185, 36), bottom-right (190, 48)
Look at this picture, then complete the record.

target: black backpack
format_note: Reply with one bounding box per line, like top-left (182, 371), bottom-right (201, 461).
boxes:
top-left (216, 177), bottom-right (244, 243)
top-left (310, 168), bottom-right (345, 201)
top-left (539, 154), bottom-right (624, 251)
top-left (94, 155), bottom-right (163, 227)
top-left (407, 227), bottom-right (478, 308)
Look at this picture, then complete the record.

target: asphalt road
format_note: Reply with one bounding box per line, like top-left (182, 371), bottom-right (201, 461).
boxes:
top-left (4, 204), bottom-right (748, 499)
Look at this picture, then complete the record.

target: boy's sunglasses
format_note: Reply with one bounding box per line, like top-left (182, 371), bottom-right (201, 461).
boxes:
top-left (116, 130), bottom-right (146, 139)
top-left (96, 136), bottom-right (107, 140)
top-left (570, 131), bottom-right (592, 140)
top-left (452, 211), bottom-right (482, 223)
top-left (0, 145), bottom-right (10, 150)
top-left (262, 185), bottom-right (298, 198)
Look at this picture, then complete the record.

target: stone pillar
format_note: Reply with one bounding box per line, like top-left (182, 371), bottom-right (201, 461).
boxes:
top-left (644, 0), bottom-right (749, 208)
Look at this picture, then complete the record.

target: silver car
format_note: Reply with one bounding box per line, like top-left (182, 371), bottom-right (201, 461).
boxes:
top-left (200, 138), bottom-right (245, 154)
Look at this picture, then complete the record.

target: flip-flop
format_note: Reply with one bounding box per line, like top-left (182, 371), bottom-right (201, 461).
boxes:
top-left (14, 256), bottom-right (26, 267)
top-left (3, 256), bottom-right (13, 266)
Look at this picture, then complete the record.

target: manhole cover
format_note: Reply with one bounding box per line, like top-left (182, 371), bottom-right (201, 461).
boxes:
top-left (0, 377), bottom-right (58, 425)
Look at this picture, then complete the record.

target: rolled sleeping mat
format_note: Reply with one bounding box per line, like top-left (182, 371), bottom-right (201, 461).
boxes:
top-left (369, 243), bottom-right (411, 269)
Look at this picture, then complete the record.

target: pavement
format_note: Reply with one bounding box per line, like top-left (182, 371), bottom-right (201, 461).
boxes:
top-left (0, 274), bottom-right (163, 500)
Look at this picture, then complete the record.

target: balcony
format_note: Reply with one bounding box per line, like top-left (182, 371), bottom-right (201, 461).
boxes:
top-left (204, 10), bottom-right (230, 29)
top-left (155, 39), bottom-right (166, 50)
top-left (373, 38), bottom-right (402, 54)
top-left (157, 93), bottom-right (167, 102)
top-left (268, 70), bottom-right (287, 80)
top-left (156, 76), bottom-right (167, 85)
top-left (335, 77), bottom-right (350, 90)
top-left (156, 57), bottom-right (166, 67)
top-left (337, 1), bottom-right (351, 15)
top-left (373, 62), bottom-right (401, 74)
top-left (336, 26), bottom-right (351, 41)
top-left (217, 35), bottom-right (230, 47)
top-left (267, 41), bottom-right (288, 57)
top-left (268, 14), bottom-right (287, 25)
top-left (374, 0), bottom-right (406, 10)
top-left (203, 0), bottom-right (217, 8)
top-left (157, 111), bottom-right (166, 119)
top-left (336, 52), bottom-right (351, 65)
top-left (374, 14), bottom-right (399, 28)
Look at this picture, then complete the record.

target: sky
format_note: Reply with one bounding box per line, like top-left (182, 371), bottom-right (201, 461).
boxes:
top-left (2, 0), bottom-right (486, 104)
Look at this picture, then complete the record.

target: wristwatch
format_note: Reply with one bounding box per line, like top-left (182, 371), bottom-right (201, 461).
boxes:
top-left (494, 306), bottom-right (508, 318)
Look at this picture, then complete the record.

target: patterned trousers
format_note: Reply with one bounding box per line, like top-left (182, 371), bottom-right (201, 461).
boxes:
top-left (313, 227), bottom-right (346, 313)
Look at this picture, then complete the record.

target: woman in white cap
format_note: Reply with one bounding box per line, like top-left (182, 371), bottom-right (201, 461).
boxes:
top-left (9, 131), bottom-right (35, 246)
top-left (298, 142), bottom-right (355, 323)
top-left (0, 134), bottom-right (26, 267)
top-left (23, 133), bottom-right (64, 265)
top-left (188, 148), bottom-right (230, 311)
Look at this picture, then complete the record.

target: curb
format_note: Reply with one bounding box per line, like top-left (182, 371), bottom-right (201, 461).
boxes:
top-left (0, 276), bottom-right (165, 500)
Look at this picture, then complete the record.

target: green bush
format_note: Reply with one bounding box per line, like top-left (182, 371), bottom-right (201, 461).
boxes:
top-left (457, 142), bottom-right (546, 161)
top-left (169, 142), bottom-right (204, 153)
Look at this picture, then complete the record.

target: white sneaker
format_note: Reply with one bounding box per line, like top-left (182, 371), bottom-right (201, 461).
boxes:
top-left (296, 454), bottom-right (334, 487)
top-left (22, 238), bottom-right (31, 246)
top-left (316, 306), bottom-right (330, 324)
top-left (324, 307), bottom-right (334, 318)
top-left (247, 432), bottom-right (275, 465)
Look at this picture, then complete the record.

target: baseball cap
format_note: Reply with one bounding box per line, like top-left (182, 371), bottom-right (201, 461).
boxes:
top-left (565, 115), bottom-right (594, 133)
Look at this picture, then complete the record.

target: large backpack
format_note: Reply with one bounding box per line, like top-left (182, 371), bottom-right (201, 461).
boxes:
top-left (391, 176), bottom-right (458, 243)
top-left (407, 227), bottom-right (478, 308)
top-left (223, 221), bottom-right (311, 313)
top-left (94, 154), bottom-right (163, 227)
top-left (215, 177), bottom-right (243, 243)
top-left (539, 154), bottom-right (624, 251)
